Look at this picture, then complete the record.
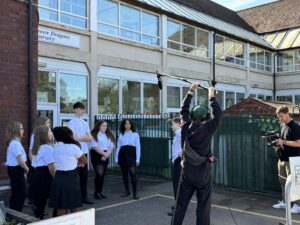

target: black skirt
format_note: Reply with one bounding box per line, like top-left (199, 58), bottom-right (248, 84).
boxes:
top-left (31, 166), bottom-right (53, 199)
top-left (48, 169), bottom-right (82, 209)
top-left (118, 145), bottom-right (137, 167)
top-left (91, 150), bottom-right (109, 166)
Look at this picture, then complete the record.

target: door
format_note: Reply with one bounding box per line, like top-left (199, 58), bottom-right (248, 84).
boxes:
top-left (37, 105), bottom-right (58, 128)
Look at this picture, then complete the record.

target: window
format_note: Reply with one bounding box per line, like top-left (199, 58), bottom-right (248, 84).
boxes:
top-left (167, 19), bottom-right (209, 57)
top-left (250, 46), bottom-right (272, 72)
top-left (60, 74), bottom-right (88, 113)
top-left (236, 93), bottom-right (245, 103)
top-left (266, 96), bottom-right (273, 101)
top-left (277, 96), bottom-right (293, 103)
top-left (98, 78), bottom-right (119, 114)
top-left (167, 86), bottom-right (180, 108)
top-left (39, 0), bottom-right (87, 28)
top-left (277, 51), bottom-right (294, 72)
top-left (144, 83), bottom-right (160, 114)
top-left (295, 95), bottom-right (300, 105)
top-left (226, 92), bottom-right (235, 108)
top-left (197, 89), bottom-right (208, 106)
top-left (37, 71), bottom-right (56, 103)
top-left (215, 35), bottom-right (245, 66)
top-left (122, 81), bottom-right (141, 114)
top-left (97, 0), bottom-right (160, 46)
top-left (216, 91), bottom-right (224, 110)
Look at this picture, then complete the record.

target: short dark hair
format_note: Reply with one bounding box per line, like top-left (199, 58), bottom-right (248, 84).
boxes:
top-left (276, 106), bottom-right (289, 114)
top-left (172, 117), bottom-right (181, 124)
top-left (73, 102), bottom-right (85, 110)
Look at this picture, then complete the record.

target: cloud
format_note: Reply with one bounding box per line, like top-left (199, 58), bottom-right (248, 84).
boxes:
top-left (212, 0), bottom-right (276, 11)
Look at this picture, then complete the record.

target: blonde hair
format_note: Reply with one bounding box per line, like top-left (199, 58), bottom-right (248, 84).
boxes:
top-left (6, 121), bottom-right (22, 146)
top-left (276, 106), bottom-right (289, 114)
top-left (36, 116), bottom-right (49, 128)
top-left (32, 125), bottom-right (50, 155)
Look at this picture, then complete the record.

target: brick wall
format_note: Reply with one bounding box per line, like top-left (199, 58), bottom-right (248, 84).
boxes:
top-left (0, 0), bottom-right (38, 180)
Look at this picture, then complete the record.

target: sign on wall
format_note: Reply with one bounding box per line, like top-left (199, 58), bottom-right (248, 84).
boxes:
top-left (38, 27), bottom-right (80, 48)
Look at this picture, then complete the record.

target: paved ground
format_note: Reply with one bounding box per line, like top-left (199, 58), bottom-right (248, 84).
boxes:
top-left (1, 173), bottom-right (300, 225)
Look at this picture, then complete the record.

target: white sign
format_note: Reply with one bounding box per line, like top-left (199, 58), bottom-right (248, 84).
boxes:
top-left (29, 209), bottom-right (95, 225)
top-left (289, 157), bottom-right (300, 202)
top-left (38, 27), bottom-right (80, 48)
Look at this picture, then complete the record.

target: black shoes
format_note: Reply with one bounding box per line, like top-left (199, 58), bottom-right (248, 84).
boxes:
top-left (83, 197), bottom-right (94, 204)
top-left (133, 194), bottom-right (139, 200)
top-left (94, 192), bottom-right (107, 200)
top-left (121, 191), bottom-right (130, 197)
top-left (100, 193), bottom-right (107, 199)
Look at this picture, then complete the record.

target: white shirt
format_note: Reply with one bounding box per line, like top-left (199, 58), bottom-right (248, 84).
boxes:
top-left (29, 134), bottom-right (34, 151)
top-left (67, 117), bottom-right (90, 154)
top-left (6, 139), bottom-right (27, 166)
top-left (53, 142), bottom-right (83, 171)
top-left (115, 131), bottom-right (141, 163)
top-left (172, 128), bottom-right (182, 163)
top-left (90, 132), bottom-right (114, 151)
top-left (31, 144), bottom-right (54, 168)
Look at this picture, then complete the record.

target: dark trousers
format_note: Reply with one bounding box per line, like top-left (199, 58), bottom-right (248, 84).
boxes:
top-left (172, 163), bottom-right (211, 225)
top-left (7, 166), bottom-right (26, 212)
top-left (121, 166), bottom-right (137, 194)
top-left (172, 157), bottom-right (182, 199)
top-left (78, 154), bottom-right (88, 200)
top-left (91, 151), bottom-right (108, 194)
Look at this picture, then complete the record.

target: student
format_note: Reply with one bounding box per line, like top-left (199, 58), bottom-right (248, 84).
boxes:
top-left (115, 119), bottom-right (141, 200)
top-left (5, 121), bottom-right (29, 212)
top-left (168, 117), bottom-right (182, 216)
top-left (67, 102), bottom-right (93, 205)
top-left (90, 120), bottom-right (115, 200)
top-left (31, 125), bottom-right (56, 219)
top-left (48, 126), bottom-right (87, 217)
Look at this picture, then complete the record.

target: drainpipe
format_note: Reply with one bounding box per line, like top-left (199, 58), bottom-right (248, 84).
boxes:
top-left (273, 53), bottom-right (278, 101)
top-left (28, 0), bottom-right (33, 143)
top-left (212, 31), bottom-right (217, 87)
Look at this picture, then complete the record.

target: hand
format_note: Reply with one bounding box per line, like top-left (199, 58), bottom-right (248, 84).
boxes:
top-left (208, 87), bottom-right (216, 99)
top-left (191, 82), bottom-right (199, 91)
top-left (136, 162), bottom-right (140, 167)
top-left (73, 135), bottom-right (81, 142)
top-left (24, 167), bottom-right (29, 176)
top-left (276, 138), bottom-right (285, 148)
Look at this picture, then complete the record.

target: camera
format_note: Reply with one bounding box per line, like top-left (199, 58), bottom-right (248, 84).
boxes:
top-left (261, 130), bottom-right (281, 149)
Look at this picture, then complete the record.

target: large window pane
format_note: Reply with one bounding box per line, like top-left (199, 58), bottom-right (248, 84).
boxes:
top-left (225, 92), bottom-right (235, 108)
top-left (266, 96), bottom-right (273, 101)
top-left (216, 91), bottom-right (224, 110)
top-left (257, 49), bottom-right (264, 65)
top-left (277, 96), bottom-right (293, 103)
top-left (97, 0), bottom-right (118, 25)
top-left (215, 35), bottom-right (224, 55)
top-left (98, 78), bottom-right (119, 114)
top-left (120, 5), bottom-right (140, 32)
top-left (122, 81), bottom-right (141, 114)
top-left (142, 12), bottom-right (159, 37)
top-left (61, 14), bottom-right (86, 28)
top-left (39, 8), bottom-right (58, 21)
top-left (60, 74), bottom-right (88, 113)
top-left (144, 83), bottom-right (160, 114)
top-left (167, 86), bottom-right (180, 108)
top-left (142, 35), bottom-right (159, 45)
top-left (197, 89), bottom-right (208, 106)
top-left (60, 0), bottom-right (86, 17)
top-left (37, 71), bottom-right (56, 103)
top-left (39, 0), bottom-right (58, 8)
top-left (295, 95), bottom-right (300, 105)
top-left (236, 93), bottom-right (245, 103)
top-left (197, 30), bottom-right (208, 50)
top-left (98, 23), bottom-right (118, 36)
top-left (167, 20), bottom-right (181, 42)
top-left (120, 29), bottom-right (140, 41)
top-left (224, 39), bottom-right (235, 57)
top-left (182, 25), bottom-right (195, 46)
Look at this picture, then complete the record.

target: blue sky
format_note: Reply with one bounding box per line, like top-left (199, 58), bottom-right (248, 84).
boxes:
top-left (212, 0), bottom-right (277, 11)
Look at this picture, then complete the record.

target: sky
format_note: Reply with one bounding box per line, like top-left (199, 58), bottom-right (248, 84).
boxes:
top-left (212, 0), bottom-right (277, 11)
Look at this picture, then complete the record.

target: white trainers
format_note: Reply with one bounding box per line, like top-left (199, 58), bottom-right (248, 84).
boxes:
top-left (273, 201), bottom-right (286, 209)
top-left (291, 204), bottom-right (300, 214)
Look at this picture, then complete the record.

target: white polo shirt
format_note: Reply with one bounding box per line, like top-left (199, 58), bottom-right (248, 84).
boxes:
top-left (67, 117), bottom-right (90, 154)
top-left (172, 128), bottom-right (182, 163)
top-left (53, 142), bottom-right (83, 171)
top-left (6, 139), bottom-right (27, 166)
top-left (29, 133), bottom-right (34, 151)
top-left (31, 144), bottom-right (54, 168)
top-left (90, 132), bottom-right (114, 151)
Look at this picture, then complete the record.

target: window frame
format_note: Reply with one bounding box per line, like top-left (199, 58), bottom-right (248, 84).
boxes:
top-left (249, 45), bottom-right (273, 72)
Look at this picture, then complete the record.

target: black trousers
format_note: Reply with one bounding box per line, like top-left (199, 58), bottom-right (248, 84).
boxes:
top-left (120, 166), bottom-right (137, 194)
top-left (7, 166), bottom-right (26, 212)
top-left (172, 157), bottom-right (182, 199)
top-left (172, 162), bottom-right (211, 225)
top-left (78, 154), bottom-right (88, 200)
top-left (91, 151), bottom-right (108, 194)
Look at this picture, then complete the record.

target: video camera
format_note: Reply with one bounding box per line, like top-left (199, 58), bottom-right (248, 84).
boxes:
top-left (261, 131), bottom-right (281, 149)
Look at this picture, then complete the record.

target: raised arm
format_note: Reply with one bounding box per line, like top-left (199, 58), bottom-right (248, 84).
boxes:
top-left (206, 87), bottom-right (223, 132)
top-left (180, 83), bottom-right (198, 123)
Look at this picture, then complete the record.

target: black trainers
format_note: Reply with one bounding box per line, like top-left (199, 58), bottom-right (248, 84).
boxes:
top-left (121, 191), bottom-right (130, 197)
top-left (100, 193), bottom-right (107, 199)
top-left (133, 194), bottom-right (139, 200)
top-left (83, 198), bottom-right (94, 204)
top-left (94, 193), bottom-right (101, 200)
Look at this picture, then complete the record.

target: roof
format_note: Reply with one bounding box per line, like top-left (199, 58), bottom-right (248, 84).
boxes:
top-left (264, 27), bottom-right (300, 49)
top-left (137, 0), bottom-right (273, 49)
top-left (224, 98), bottom-right (298, 116)
top-left (171, 0), bottom-right (255, 32)
top-left (238, 0), bottom-right (300, 34)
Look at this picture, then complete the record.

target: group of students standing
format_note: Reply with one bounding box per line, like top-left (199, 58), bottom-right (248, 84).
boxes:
top-left (5, 101), bottom-right (141, 220)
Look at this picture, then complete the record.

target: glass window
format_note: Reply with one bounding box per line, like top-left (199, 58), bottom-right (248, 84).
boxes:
top-left (277, 51), bottom-right (294, 72)
top-left (97, 0), bottom-right (118, 26)
top-left (38, 8), bottom-right (58, 21)
top-left (167, 20), bottom-right (181, 43)
top-left (225, 92), bottom-right (235, 108)
top-left (122, 81), bottom-right (141, 114)
top-left (277, 96), bottom-right (293, 103)
top-left (182, 25), bottom-right (195, 46)
top-left (272, 31), bottom-right (286, 48)
top-left (60, 74), bottom-right (88, 113)
top-left (37, 71), bottom-right (56, 103)
top-left (197, 30), bottom-right (209, 50)
top-left (120, 5), bottom-right (140, 32)
top-left (257, 95), bottom-right (265, 100)
top-left (39, 0), bottom-right (58, 8)
top-left (295, 95), bottom-right (300, 105)
top-left (144, 83), bottom-right (160, 114)
top-left (197, 89), bottom-right (208, 106)
top-left (216, 91), bottom-right (224, 110)
top-left (280, 29), bottom-right (300, 49)
top-left (142, 12), bottom-right (159, 45)
top-left (236, 93), bottom-right (245, 103)
top-left (61, 14), bottom-right (86, 28)
top-left (250, 45), bottom-right (272, 72)
top-left (167, 86), bottom-right (180, 108)
top-left (266, 96), bottom-right (273, 101)
top-left (60, 0), bottom-right (86, 17)
top-left (98, 77), bottom-right (119, 114)
top-left (249, 94), bottom-right (256, 98)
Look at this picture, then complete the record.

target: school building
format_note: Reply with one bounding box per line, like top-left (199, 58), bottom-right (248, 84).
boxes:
top-left (1, 0), bottom-right (300, 179)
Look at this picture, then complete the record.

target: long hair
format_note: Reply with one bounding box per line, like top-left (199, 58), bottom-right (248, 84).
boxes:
top-left (120, 119), bottom-right (136, 135)
top-left (6, 121), bottom-right (22, 146)
top-left (36, 116), bottom-right (49, 127)
top-left (53, 126), bottom-right (81, 148)
top-left (91, 120), bottom-right (116, 144)
top-left (32, 125), bottom-right (51, 155)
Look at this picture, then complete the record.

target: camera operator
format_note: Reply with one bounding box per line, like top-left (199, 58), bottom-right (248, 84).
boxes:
top-left (273, 106), bottom-right (300, 214)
